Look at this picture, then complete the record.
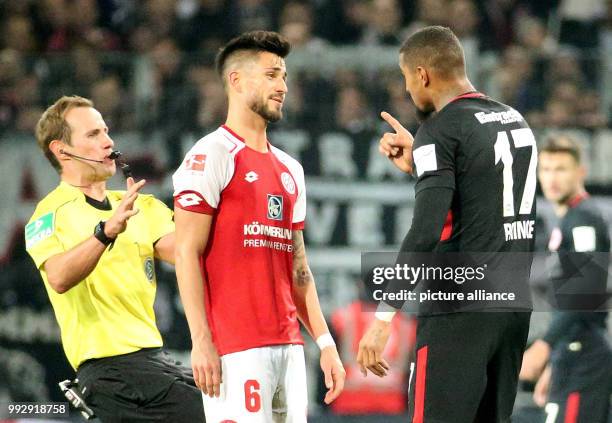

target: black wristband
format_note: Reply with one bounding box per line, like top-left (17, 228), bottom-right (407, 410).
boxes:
top-left (94, 221), bottom-right (114, 246)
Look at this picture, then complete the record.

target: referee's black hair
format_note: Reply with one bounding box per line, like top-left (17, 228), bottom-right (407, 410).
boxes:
top-left (215, 31), bottom-right (291, 81)
top-left (399, 26), bottom-right (465, 79)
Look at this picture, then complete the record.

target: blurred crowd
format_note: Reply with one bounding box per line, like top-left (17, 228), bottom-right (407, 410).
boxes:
top-left (1, 2), bottom-right (612, 415)
top-left (1, 0), bottom-right (611, 171)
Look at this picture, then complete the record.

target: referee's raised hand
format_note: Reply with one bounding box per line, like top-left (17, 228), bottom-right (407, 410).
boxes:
top-left (105, 177), bottom-right (146, 239)
top-left (379, 111), bottom-right (415, 174)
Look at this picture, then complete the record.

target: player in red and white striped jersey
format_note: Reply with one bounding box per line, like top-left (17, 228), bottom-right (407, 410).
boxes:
top-left (173, 31), bottom-right (345, 422)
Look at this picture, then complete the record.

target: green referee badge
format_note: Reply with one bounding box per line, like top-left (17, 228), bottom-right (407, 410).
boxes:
top-left (25, 212), bottom-right (54, 249)
top-left (144, 257), bottom-right (155, 282)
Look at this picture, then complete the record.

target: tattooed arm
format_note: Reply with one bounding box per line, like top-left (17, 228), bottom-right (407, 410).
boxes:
top-left (292, 230), bottom-right (329, 339)
top-left (292, 230), bottom-right (345, 404)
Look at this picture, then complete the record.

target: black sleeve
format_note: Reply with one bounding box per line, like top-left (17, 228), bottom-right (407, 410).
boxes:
top-left (400, 186), bottom-right (454, 253)
top-left (382, 186), bottom-right (454, 310)
top-left (543, 312), bottom-right (604, 347)
top-left (413, 125), bottom-right (456, 195)
top-left (544, 208), bottom-right (610, 347)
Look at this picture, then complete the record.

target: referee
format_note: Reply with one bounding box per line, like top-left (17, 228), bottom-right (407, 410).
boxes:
top-left (25, 96), bottom-right (204, 422)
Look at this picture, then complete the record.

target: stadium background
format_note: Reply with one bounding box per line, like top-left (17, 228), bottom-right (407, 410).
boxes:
top-left (0, 0), bottom-right (611, 421)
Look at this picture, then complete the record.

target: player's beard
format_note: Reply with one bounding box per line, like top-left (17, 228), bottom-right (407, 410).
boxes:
top-left (415, 104), bottom-right (435, 123)
top-left (557, 189), bottom-right (576, 206)
top-left (249, 96), bottom-right (282, 122)
top-left (408, 91), bottom-right (435, 123)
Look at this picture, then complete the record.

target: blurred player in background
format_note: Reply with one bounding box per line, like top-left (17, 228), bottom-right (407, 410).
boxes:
top-left (173, 31), bottom-right (345, 422)
top-left (330, 289), bottom-right (415, 415)
top-left (520, 136), bottom-right (612, 423)
top-left (25, 96), bottom-right (204, 422)
top-left (357, 26), bottom-right (536, 422)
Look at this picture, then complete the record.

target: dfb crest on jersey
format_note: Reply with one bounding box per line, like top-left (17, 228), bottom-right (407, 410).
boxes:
top-left (267, 194), bottom-right (283, 220)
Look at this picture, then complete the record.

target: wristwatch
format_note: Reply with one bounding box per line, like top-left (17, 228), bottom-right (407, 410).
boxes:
top-left (94, 221), bottom-right (115, 246)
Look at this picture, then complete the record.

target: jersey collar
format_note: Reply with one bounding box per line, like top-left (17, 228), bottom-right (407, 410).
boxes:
top-left (448, 91), bottom-right (486, 104)
top-left (221, 124), bottom-right (245, 143)
top-left (58, 181), bottom-right (86, 200)
top-left (568, 191), bottom-right (589, 208)
top-left (220, 124), bottom-right (272, 154)
top-left (58, 181), bottom-right (117, 204)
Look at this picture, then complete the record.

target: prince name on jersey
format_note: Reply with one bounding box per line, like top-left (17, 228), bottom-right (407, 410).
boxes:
top-left (412, 93), bottom-right (537, 252)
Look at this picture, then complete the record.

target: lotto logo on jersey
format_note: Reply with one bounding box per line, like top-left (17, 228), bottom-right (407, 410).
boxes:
top-left (176, 192), bottom-right (203, 208)
top-left (267, 194), bottom-right (283, 220)
top-left (184, 154), bottom-right (206, 171)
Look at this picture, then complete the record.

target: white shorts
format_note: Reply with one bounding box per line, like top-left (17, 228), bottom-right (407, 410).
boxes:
top-left (202, 344), bottom-right (308, 423)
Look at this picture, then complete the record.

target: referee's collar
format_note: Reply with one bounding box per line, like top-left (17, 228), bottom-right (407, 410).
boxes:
top-left (58, 181), bottom-right (86, 200)
top-left (58, 181), bottom-right (118, 202)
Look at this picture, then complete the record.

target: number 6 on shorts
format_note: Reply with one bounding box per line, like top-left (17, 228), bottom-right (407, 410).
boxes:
top-left (244, 380), bottom-right (261, 412)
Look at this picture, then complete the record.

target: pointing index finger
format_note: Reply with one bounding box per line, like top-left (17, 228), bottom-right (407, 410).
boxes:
top-left (381, 111), bottom-right (403, 132)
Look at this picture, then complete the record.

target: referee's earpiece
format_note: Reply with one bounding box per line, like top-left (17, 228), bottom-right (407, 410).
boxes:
top-left (52, 141), bottom-right (73, 161)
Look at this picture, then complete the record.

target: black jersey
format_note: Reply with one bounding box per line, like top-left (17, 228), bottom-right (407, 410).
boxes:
top-left (544, 193), bottom-right (610, 347)
top-left (412, 92), bottom-right (537, 253)
top-left (544, 195), bottom-right (611, 423)
top-left (552, 194), bottom-right (609, 253)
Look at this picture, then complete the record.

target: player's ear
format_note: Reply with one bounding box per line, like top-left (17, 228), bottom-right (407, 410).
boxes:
top-left (416, 66), bottom-right (429, 87)
top-left (577, 164), bottom-right (587, 181)
top-left (228, 70), bottom-right (242, 94)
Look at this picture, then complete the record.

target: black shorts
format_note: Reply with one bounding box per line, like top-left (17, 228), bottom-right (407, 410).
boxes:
top-left (544, 333), bottom-right (612, 423)
top-left (76, 348), bottom-right (204, 423)
top-left (407, 312), bottom-right (531, 423)
top-left (543, 390), bottom-right (610, 423)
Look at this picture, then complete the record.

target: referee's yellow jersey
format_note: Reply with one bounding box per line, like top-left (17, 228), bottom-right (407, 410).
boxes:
top-left (25, 181), bottom-right (174, 370)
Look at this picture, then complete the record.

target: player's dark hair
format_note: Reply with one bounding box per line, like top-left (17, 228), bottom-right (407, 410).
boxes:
top-left (215, 31), bottom-right (291, 80)
top-left (540, 135), bottom-right (582, 163)
top-left (399, 26), bottom-right (465, 79)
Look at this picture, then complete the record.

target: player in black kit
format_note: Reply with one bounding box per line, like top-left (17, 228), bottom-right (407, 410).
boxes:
top-left (357, 26), bottom-right (536, 422)
top-left (520, 136), bottom-right (611, 423)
